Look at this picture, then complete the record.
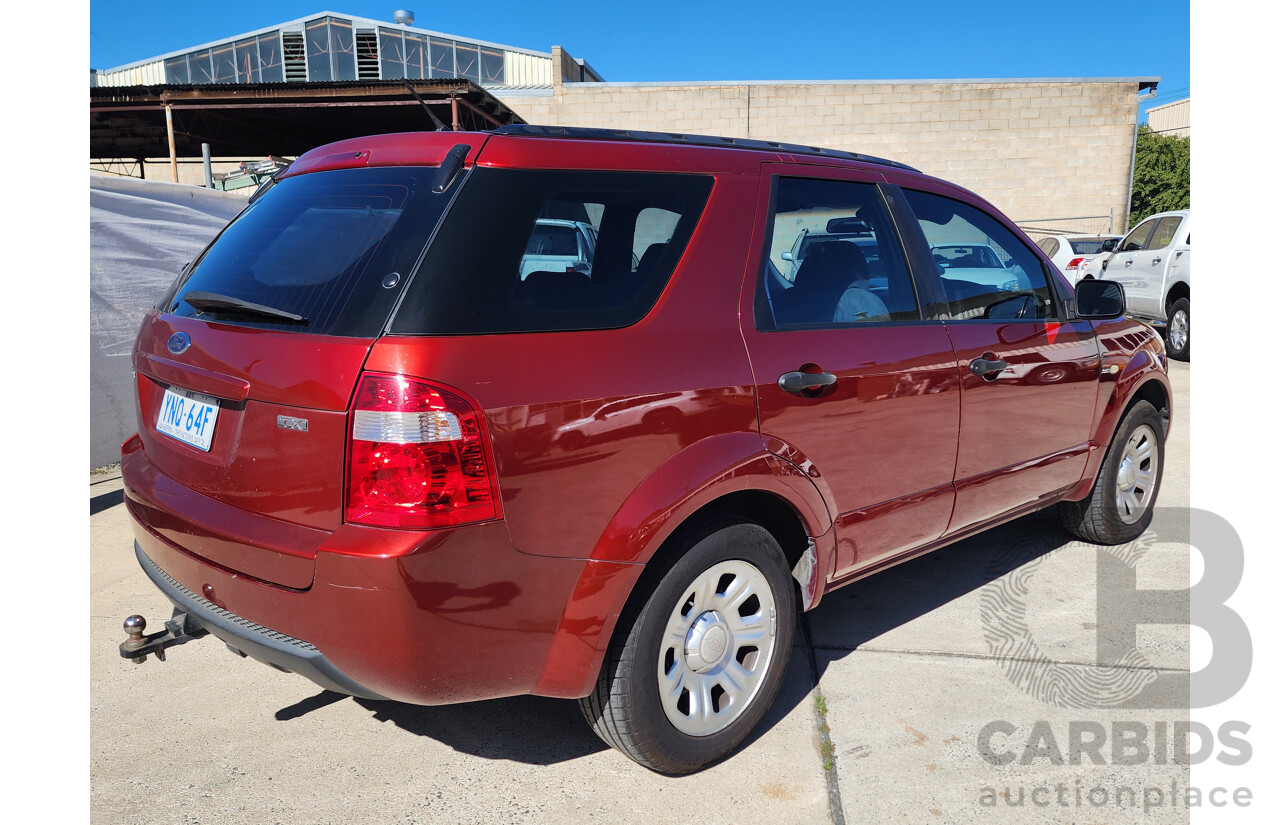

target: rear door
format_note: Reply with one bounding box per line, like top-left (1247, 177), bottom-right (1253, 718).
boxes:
top-left (893, 184), bottom-right (1102, 532)
top-left (740, 165), bottom-right (960, 576)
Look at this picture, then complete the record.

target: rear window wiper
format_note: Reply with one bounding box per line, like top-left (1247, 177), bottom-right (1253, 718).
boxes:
top-left (181, 291), bottom-right (309, 325)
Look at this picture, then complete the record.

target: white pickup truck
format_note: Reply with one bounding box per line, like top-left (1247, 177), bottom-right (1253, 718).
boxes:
top-left (1093, 209), bottom-right (1192, 360)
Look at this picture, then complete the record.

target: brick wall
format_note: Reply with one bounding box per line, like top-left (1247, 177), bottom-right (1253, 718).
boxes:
top-left (497, 80), bottom-right (1141, 228)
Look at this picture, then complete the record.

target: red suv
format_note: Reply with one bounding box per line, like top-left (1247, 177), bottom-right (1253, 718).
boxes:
top-left (121, 125), bottom-right (1170, 773)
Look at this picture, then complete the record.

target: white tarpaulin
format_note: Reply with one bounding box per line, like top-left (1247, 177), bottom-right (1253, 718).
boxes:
top-left (90, 173), bottom-right (245, 467)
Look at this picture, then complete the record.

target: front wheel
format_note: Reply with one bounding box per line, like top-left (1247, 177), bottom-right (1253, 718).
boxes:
top-left (579, 521), bottom-right (796, 773)
top-left (1059, 400), bottom-right (1165, 544)
top-left (1165, 298), bottom-right (1190, 361)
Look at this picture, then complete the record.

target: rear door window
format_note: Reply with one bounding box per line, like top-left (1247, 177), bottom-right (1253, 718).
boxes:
top-left (1037, 237), bottom-right (1060, 258)
top-left (757, 177), bottom-right (919, 329)
top-left (902, 189), bottom-right (1057, 321)
top-left (1148, 216), bottom-right (1184, 249)
top-left (391, 169), bottom-right (713, 335)
top-left (163, 167), bottom-right (451, 337)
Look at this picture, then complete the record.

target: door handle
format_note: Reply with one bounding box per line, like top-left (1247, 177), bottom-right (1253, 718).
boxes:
top-left (1124, 259), bottom-right (1133, 266)
top-left (1152, 257), bottom-right (1161, 264)
top-left (969, 358), bottom-right (1009, 377)
top-left (778, 371), bottom-right (837, 394)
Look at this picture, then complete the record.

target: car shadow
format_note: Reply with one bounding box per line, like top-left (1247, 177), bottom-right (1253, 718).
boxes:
top-left (805, 510), bottom-right (1072, 663)
top-left (270, 511), bottom-right (1073, 767)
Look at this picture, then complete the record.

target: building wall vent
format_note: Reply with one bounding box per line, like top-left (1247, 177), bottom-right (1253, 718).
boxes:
top-left (283, 32), bottom-right (307, 82)
top-left (356, 30), bottom-right (380, 79)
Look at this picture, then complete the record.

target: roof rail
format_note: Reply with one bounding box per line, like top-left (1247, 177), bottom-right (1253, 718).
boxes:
top-left (490, 124), bottom-right (919, 172)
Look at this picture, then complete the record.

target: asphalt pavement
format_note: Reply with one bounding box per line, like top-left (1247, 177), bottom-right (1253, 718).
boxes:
top-left (90, 360), bottom-right (1190, 824)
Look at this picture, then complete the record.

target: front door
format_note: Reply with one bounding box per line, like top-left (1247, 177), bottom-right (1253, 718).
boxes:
top-left (740, 168), bottom-right (961, 577)
top-left (894, 185), bottom-right (1102, 531)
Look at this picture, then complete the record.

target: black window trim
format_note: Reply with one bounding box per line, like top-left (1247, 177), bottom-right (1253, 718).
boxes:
top-left (382, 166), bottom-right (473, 335)
top-left (753, 174), bottom-right (935, 333)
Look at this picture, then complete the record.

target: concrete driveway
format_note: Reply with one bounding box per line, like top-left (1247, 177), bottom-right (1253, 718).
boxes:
top-left (91, 361), bottom-right (1190, 824)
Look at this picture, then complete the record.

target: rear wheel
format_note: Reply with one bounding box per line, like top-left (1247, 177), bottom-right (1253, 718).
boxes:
top-left (579, 520), bottom-right (796, 773)
top-left (1165, 298), bottom-right (1189, 361)
top-left (1059, 400), bottom-right (1165, 544)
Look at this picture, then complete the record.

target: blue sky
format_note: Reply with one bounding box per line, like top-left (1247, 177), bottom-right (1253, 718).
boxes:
top-left (89, 1), bottom-right (1190, 121)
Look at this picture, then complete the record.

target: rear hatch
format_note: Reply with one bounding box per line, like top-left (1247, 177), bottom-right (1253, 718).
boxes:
top-left (131, 135), bottom-right (484, 587)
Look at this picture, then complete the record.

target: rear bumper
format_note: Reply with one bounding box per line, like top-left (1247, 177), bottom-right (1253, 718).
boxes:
top-left (122, 443), bottom-right (641, 704)
top-left (134, 541), bottom-right (385, 699)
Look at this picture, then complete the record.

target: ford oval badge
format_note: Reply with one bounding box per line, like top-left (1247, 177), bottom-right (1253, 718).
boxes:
top-left (167, 332), bottom-right (191, 354)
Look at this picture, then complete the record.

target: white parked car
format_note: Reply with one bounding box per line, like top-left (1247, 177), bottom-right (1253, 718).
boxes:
top-left (519, 218), bottom-right (598, 279)
top-left (1099, 209), bottom-right (1191, 360)
top-left (1035, 234), bottom-right (1122, 284)
top-left (931, 243), bottom-right (1027, 291)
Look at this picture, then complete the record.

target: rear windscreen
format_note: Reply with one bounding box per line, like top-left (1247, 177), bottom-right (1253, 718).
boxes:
top-left (162, 167), bottom-right (453, 337)
top-left (525, 223), bottom-right (579, 257)
top-left (389, 168), bottom-right (714, 335)
top-left (1068, 239), bottom-right (1106, 254)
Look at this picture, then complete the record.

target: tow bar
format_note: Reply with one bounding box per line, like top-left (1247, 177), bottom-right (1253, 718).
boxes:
top-left (119, 610), bottom-right (209, 664)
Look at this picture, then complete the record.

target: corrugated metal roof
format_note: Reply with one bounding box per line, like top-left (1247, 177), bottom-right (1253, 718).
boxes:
top-left (90, 79), bottom-right (523, 159)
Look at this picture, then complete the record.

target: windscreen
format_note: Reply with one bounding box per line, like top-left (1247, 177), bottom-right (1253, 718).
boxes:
top-left (162, 167), bottom-right (454, 337)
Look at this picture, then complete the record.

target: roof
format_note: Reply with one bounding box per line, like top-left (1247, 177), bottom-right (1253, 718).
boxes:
top-left (1146, 96), bottom-right (1190, 113)
top-left (492, 125), bottom-right (919, 171)
top-left (90, 80), bottom-right (524, 159)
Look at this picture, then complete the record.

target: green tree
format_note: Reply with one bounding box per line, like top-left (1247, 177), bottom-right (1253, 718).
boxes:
top-left (1128, 125), bottom-right (1190, 228)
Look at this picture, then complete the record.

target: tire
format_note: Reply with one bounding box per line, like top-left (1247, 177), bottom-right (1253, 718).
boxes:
top-left (1165, 298), bottom-right (1190, 361)
top-left (579, 520), bottom-right (796, 774)
top-left (1058, 400), bottom-right (1165, 544)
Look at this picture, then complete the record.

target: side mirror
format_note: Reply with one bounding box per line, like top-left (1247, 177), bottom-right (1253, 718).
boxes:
top-left (1100, 238), bottom-right (1118, 253)
top-left (1076, 279), bottom-right (1126, 319)
top-left (781, 251), bottom-right (795, 262)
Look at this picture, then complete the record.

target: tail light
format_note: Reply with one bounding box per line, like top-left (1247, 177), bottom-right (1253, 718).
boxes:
top-left (1065, 257), bottom-right (1085, 271)
top-left (345, 373), bottom-right (501, 530)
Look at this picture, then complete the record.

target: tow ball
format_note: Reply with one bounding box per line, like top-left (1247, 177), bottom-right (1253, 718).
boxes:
top-left (119, 610), bottom-right (209, 664)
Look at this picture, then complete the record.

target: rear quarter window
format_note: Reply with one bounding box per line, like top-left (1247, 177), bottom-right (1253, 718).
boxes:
top-left (390, 169), bottom-right (713, 335)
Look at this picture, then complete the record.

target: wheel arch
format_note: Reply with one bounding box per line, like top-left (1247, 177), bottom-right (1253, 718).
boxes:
top-left (1064, 353), bottom-right (1171, 502)
top-left (533, 432), bottom-right (833, 698)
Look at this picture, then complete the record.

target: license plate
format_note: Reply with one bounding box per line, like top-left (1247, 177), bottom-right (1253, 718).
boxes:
top-left (156, 386), bottom-right (220, 451)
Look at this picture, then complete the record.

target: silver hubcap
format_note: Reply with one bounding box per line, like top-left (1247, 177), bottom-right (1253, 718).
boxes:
top-left (1168, 309), bottom-right (1188, 351)
top-left (658, 560), bottom-right (778, 737)
top-left (1115, 423), bottom-right (1159, 524)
